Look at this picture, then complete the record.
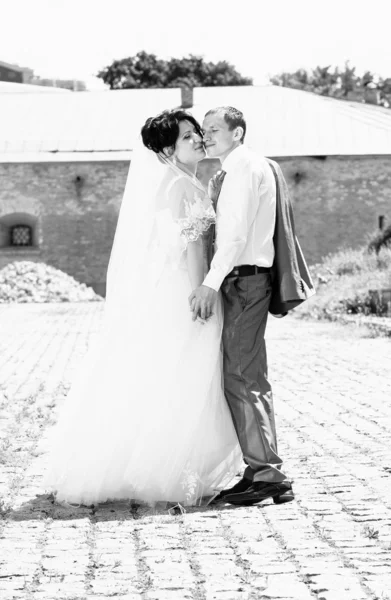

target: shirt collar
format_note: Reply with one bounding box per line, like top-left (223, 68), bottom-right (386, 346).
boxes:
top-left (221, 144), bottom-right (247, 172)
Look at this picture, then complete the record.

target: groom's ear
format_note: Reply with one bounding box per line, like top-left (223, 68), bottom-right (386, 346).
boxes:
top-left (233, 127), bottom-right (244, 142)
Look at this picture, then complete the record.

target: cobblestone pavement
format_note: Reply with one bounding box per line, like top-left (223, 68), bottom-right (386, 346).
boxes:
top-left (0, 303), bottom-right (390, 600)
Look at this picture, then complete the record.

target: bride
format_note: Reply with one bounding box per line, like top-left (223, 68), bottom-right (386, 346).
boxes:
top-left (43, 108), bottom-right (241, 506)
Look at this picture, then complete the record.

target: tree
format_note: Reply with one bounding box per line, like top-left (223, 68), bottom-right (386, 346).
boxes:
top-left (338, 61), bottom-right (358, 97)
top-left (380, 77), bottom-right (391, 95)
top-left (361, 70), bottom-right (375, 87)
top-left (311, 65), bottom-right (339, 96)
top-left (97, 52), bottom-right (253, 89)
top-left (378, 77), bottom-right (391, 106)
top-left (97, 51), bottom-right (167, 89)
top-left (269, 69), bottom-right (311, 90)
top-left (269, 62), bottom-right (390, 107)
top-left (165, 55), bottom-right (209, 88)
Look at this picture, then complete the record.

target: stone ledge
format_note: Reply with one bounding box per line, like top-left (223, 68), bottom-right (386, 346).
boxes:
top-left (0, 247), bottom-right (41, 255)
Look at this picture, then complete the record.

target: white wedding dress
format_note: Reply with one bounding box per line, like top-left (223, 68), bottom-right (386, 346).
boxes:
top-left (43, 145), bottom-right (241, 506)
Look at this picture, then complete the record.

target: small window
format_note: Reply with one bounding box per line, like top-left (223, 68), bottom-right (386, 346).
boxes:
top-left (0, 213), bottom-right (38, 249)
top-left (10, 225), bottom-right (32, 247)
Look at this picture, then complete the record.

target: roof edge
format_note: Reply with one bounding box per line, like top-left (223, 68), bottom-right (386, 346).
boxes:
top-left (0, 151), bottom-right (132, 163)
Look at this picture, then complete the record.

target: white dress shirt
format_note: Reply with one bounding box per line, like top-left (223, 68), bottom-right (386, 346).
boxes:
top-left (203, 145), bottom-right (276, 292)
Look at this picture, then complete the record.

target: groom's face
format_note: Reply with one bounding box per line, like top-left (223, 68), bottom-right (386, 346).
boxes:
top-left (202, 112), bottom-right (236, 160)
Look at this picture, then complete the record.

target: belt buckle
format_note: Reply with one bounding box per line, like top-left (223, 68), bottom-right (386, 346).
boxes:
top-left (232, 267), bottom-right (240, 277)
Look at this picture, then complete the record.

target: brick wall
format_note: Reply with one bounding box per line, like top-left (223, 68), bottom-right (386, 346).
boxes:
top-left (276, 156), bottom-right (391, 264)
top-left (0, 155), bottom-right (390, 294)
top-left (0, 161), bottom-right (127, 294)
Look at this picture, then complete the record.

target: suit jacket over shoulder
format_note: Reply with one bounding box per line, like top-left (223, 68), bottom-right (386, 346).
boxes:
top-left (266, 159), bottom-right (315, 316)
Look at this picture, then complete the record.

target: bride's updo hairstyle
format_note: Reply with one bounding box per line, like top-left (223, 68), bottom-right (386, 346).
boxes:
top-left (141, 109), bottom-right (203, 155)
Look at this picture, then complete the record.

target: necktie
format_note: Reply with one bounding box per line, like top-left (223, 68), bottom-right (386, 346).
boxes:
top-left (207, 170), bottom-right (226, 268)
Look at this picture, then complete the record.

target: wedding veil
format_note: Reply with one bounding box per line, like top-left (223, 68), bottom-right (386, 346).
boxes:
top-left (104, 137), bottom-right (207, 328)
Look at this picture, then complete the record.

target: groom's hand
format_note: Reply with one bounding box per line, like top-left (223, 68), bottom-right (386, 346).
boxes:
top-left (189, 285), bottom-right (217, 321)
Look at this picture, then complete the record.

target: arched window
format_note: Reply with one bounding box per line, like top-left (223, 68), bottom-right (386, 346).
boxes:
top-left (0, 213), bottom-right (38, 249)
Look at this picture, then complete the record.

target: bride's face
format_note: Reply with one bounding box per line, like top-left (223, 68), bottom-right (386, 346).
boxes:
top-left (172, 120), bottom-right (206, 166)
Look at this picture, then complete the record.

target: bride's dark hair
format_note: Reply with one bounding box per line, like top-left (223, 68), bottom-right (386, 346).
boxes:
top-left (141, 109), bottom-right (203, 154)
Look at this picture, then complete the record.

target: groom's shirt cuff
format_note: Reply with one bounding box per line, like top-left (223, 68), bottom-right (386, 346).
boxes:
top-left (203, 268), bottom-right (228, 292)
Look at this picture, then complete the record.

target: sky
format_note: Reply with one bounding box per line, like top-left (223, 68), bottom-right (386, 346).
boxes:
top-left (1, 0), bottom-right (390, 90)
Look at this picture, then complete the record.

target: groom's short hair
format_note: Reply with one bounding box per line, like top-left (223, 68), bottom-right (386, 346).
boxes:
top-left (205, 106), bottom-right (246, 142)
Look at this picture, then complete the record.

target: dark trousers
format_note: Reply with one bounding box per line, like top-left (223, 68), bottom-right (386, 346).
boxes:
top-left (221, 272), bottom-right (287, 483)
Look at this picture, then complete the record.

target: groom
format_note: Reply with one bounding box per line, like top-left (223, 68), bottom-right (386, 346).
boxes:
top-left (189, 106), bottom-right (294, 506)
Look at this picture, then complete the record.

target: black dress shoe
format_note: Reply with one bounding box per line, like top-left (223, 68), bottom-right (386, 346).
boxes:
top-left (209, 476), bottom-right (253, 504)
top-left (224, 481), bottom-right (294, 506)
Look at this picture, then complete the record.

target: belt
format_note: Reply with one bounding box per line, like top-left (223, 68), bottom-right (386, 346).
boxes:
top-left (225, 265), bottom-right (271, 278)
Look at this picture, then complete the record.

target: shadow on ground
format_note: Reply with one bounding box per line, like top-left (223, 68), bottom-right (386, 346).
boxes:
top-left (5, 493), bottom-right (267, 523)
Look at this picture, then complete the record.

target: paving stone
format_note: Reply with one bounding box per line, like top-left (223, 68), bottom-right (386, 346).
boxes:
top-left (1, 305), bottom-right (391, 600)
top-left (204, 593), bottom-right (249, 600)
top-left (308, 574), bottom-right (369, 596)
top-left (87, 596), bottom-right (142, 600)
top-left (145, 591), bottom-right (194, 600)
top-left (257, 574), bottom-right (314, 598)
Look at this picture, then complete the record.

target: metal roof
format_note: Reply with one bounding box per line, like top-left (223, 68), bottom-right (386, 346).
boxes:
top-left (0, 81), bottom-right (72, 94)
top-left (0, 85), bottom-right (390, 161)
top-left (0, 88), bottom-right (178, 160)
top-left (191, 86), bottom-right (391, 157)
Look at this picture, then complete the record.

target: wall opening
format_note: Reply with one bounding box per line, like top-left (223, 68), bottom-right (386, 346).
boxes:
top-left (0, 213), bottom-right (39, 248)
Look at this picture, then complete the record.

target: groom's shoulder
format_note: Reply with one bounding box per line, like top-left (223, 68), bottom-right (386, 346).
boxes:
top-left (243, 147), bottom-right (271, 175)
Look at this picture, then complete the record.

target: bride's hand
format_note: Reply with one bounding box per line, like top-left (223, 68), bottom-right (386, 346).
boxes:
top-left (189, 285), bottom-right (217, 321)
top-left (195, 313), bottom-right (213, 325)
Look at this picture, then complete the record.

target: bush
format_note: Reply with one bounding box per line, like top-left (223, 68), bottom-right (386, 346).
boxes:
top-left (298, 246), bottom-right (391, 320)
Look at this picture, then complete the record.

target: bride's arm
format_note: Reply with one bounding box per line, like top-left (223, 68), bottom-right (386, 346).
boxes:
top-left (170, 176), bottom-right (214, 291)
top-left (186, 237), bottom-right (205, 290)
